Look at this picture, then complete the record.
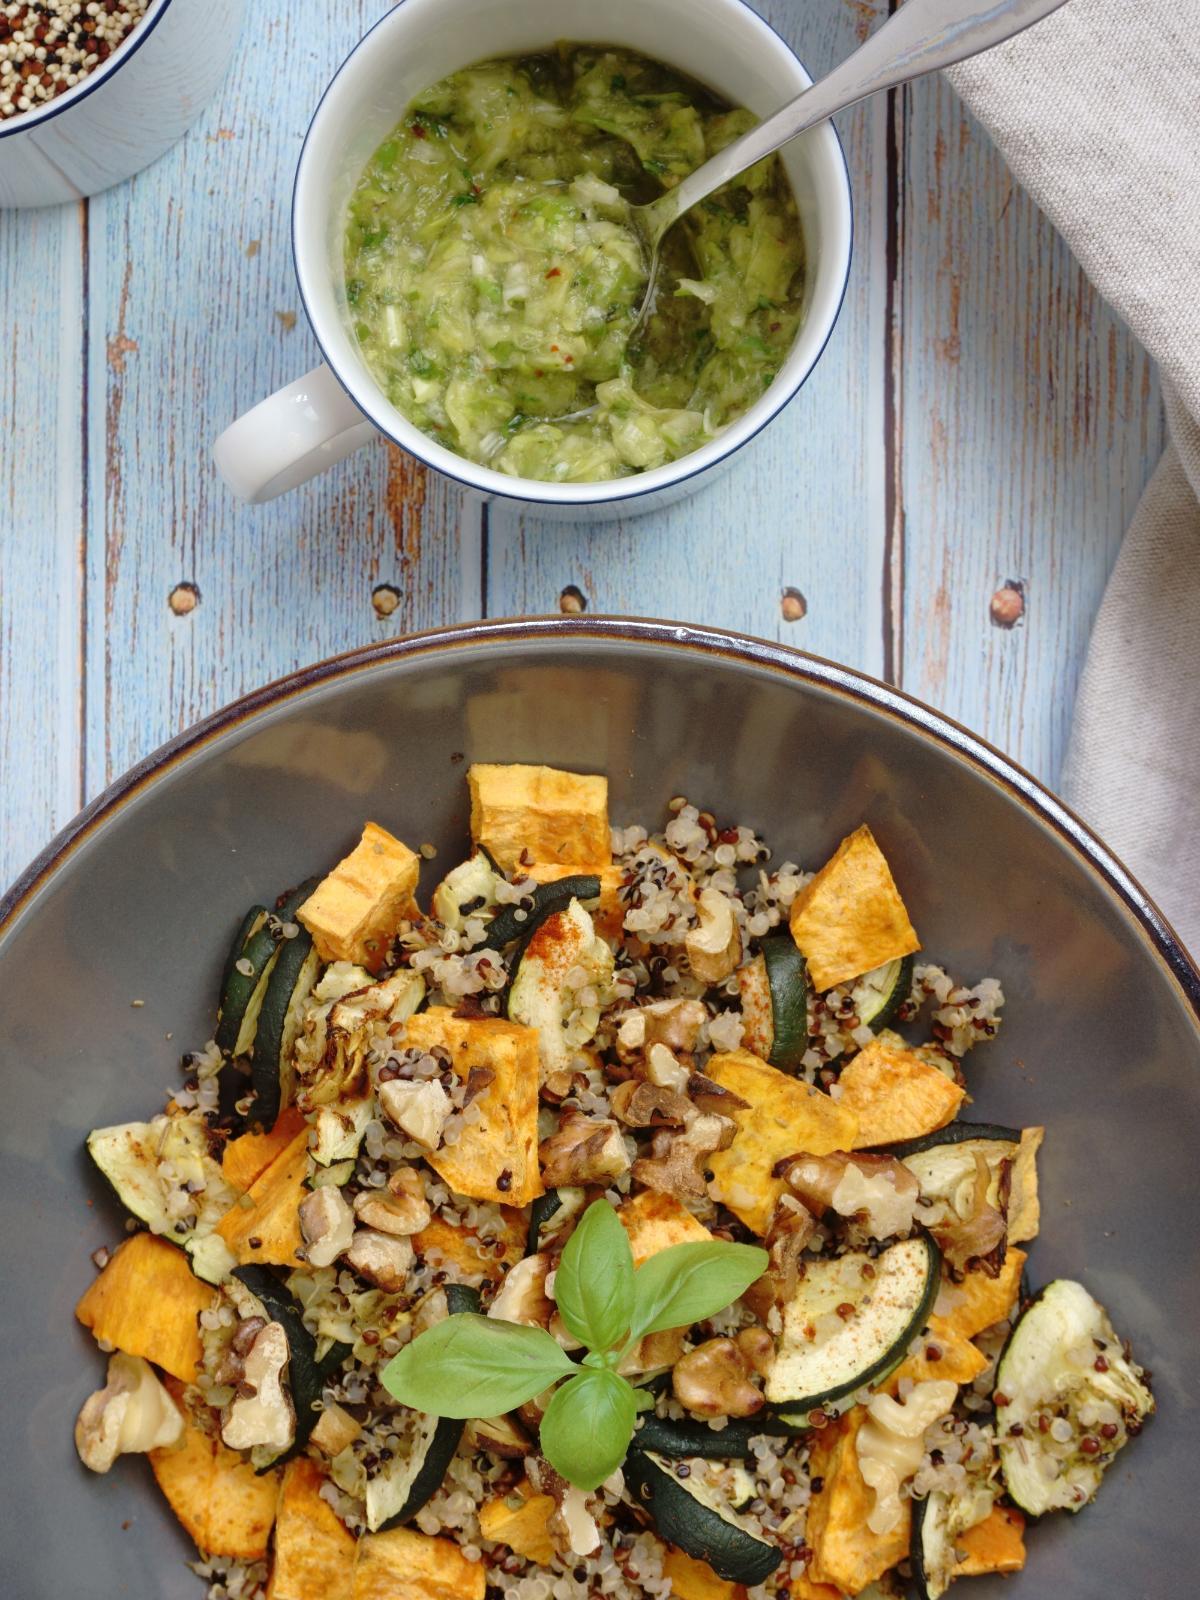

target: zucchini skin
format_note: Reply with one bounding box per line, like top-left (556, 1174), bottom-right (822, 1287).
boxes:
top-left (761, 935), bottom-right (809, 1071)
top-left (214, 909), bottom-right (270, 1054)
top-left (910, 1490), bottom-right (947, 1600)
top-left (482, 874), bottom-right (601, 953)
top-left (375, 1414), bottom-right (467, 1531)
top-left (219, 905), bottom-right (266, 1002)
top-left (632, 1414), bottom-right (793, 1459)
top-left (367, 1282), bottom-right (482, 1528)
top-left (233, 1265), bottom-right (330, 1470)
top-left (526, 1189), bottom-right (563, 1255)
top-left (250, 921), bottom-right (320, 1128)
top-left (862, 953), bottom-right (916, 1034)
top-left (623, 1450), bottom-right (781, 1585)
top-left (215, 882), bottom-right (314, 1057)
top-left (883, 1121), bottom-right (1023, 1161)
top-left (770, 1234), bottom-right (942, 1422)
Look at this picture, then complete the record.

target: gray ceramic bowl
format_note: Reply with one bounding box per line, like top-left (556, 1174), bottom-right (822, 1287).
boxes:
top-left (1, 618), bottom-right (1196, 1598)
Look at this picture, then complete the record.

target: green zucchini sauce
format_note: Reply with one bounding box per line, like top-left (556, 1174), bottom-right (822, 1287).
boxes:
top-left (343, 45), bottom-right (806, 482)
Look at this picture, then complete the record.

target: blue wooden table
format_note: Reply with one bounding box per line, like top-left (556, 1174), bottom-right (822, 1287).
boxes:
top-left (0, 0), bottom-right (1164, 891)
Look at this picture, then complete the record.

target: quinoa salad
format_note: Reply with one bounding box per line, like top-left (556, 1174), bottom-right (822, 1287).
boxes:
top-left (73, 764), bottom-right (1154, 1600)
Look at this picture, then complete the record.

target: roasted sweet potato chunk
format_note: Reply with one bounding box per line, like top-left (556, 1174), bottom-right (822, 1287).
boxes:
top-left (804, 1407), bottom-right (909, 1594)
top-left (478, 1478), bottom-right (556, 1565)
top-left (953, 1504), bottom-right (1026, 1576)
top-left (835, 1039), bottom-right (964, 1148)
top-left (705, 1051), bottom-right (859, 1235)
top-left (267, 1456), bottom-right (357, 1600)
top-left (150, 1385), bottom-right (280, 1559)
top-left (75, 1232), bottom-right (217, 1383)
top-left (618, 1191), bottom-right (713, 1265)
top-left (222, 1107), bottom-right (307, 1193)
top-left (216, 1126), bottom-right (310, 1267)
top-left (468, 763), bottom-right (610, 871)
top-left (789, 825), bottom-right (920, 992)
top-left (406, 1007), bottom-right (543, 1206)
top-left (662, 1545), bottom-right (747, 1600)
top-left (299, 821), bottom-right (420, 966)
top-left (353, 1525), bottom-right (486, 1600)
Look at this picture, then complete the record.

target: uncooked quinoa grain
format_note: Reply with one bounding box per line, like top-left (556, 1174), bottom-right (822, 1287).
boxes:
top-left (0, 2), bottom-right (151, 122)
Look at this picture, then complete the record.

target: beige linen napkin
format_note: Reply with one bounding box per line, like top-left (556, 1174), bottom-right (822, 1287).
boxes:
top-left (946, 0), bottom-right (1200, 952)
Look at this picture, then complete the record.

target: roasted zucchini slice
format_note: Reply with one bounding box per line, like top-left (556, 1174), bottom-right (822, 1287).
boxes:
top-left (483, 873), bottom-right (601, 952)
top-left (632, 1414), bottom-right (793, 1460)
top-left (364, 1283), bottom-right (482, 1529)
top-left (623, 1450), bottom-right (781, 1584)
top-left (737, 936), bottom-right (809, 1071)
top-left (852, 954), bottom-right (915, 1033)
top-left (250, 928), bottom-right (322, 1128)
top-left (215, 882), bottom-right (315, 1057)
top-left (995, 1279), bottom-right (1153, 1516)
top-left (766, 1234), bottom-right (941, 1419)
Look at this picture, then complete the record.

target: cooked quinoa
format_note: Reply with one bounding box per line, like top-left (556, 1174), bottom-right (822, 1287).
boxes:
top-left (72, 767), bottom-right (1152, 1600)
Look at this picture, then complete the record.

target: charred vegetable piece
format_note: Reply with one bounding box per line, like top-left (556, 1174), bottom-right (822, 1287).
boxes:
top-left (623, 1450), bottom-right (781, 1585)
top-left (251, 919), bottom-right (322, 1127)
top-left (995, 1279), bottom-right (1153, 1516)
top-left (483, 873), bottom-right (602, 952)
top-left (767, 1235), bottom-right (941, 1419)
top-left (216, 882), bottom-right (316, 1057)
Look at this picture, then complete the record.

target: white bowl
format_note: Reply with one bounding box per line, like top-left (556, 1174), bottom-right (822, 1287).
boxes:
top-left (0, 0), bottom-right (244, 208)
top-left (215, 0), bottom-right (852, 517)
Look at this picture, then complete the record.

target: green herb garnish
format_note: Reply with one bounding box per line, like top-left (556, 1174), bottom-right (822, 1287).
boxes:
top-left (382, 1200), bottom-right (766, 1491)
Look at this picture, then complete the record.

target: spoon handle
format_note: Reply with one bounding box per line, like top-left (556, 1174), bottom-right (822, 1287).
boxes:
top-left (645, 0), bottom-right (1071, 238)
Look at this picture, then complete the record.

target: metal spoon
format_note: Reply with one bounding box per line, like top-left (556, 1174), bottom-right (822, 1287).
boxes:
top-left (522, 0), bottom-right (1070, 429)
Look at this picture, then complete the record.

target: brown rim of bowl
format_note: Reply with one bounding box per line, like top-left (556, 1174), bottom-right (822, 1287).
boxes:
top-left (3, 615), bottom-right (1198, 1019)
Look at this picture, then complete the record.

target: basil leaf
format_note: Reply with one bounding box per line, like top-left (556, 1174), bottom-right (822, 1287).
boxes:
top-left (539, 1369), bottom-right (638, 1492)
top-left (381, 1313), bottom-right (575, 1418)
top-left (554, 1199), bottom-right (634, 1353)
top-left (628, 1241), bottom-right (769, 1341)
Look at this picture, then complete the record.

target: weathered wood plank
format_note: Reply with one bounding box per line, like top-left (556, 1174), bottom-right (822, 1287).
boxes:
top-left (0, 202), bottom-right (84, 888)
top-left (895, 77), bottom-right (1164, 785)
top-left (82, 0), bottom-right (474, 790)
top-left (483, 0), bottom-right (891, 675)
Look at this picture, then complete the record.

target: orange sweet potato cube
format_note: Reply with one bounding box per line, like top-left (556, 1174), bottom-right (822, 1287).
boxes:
top-left (75, 1232), bottom-right (217, 1383)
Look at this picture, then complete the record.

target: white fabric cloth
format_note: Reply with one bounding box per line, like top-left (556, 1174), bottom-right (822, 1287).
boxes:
top-left (946, 0), bottom-right (1200, 953)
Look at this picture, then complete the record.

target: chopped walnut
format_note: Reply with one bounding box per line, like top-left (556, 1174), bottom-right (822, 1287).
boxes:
top-left (672, 1336), bottom-right (764, 1419)
top-left (632, 1111), bottom-right (735, 1198)
top-left (539, 1110), bottom-right (630, 1186)
top-left (353, 1167), bottom-right (430, 1235)
top-left (610, 1079), bottom-right (692, 1128)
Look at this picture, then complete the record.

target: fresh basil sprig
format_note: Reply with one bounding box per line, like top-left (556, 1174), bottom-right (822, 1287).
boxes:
top-left (382, 1200), bottom-right (767, 1492)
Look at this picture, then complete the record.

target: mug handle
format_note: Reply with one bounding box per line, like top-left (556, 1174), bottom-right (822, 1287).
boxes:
top-left (213, 364), bottom-right (377, 504)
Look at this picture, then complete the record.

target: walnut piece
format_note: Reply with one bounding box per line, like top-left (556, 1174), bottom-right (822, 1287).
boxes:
top-left (672, 1336), bottom-right (765, 1419)
top-left (539, 1109), bottom-right (630, 1186)
top-left (220, 1322), bottom-right (295, 1454)
top-left (353, 1166), bottom-right (430, 1235)
top-left (610, 1079), bottom-right (692, 1128)
top-left (299, 1185), bottom-right (355, 1268)
top-left (75, 1352), bottom-right (184, 1473)
top-left (632, 1111), bottom-right (735, 1198)
top-left (344, 1227), bottom-right (414, 1292)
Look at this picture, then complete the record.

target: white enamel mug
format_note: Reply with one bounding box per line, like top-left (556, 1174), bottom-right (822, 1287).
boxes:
top-left (0, 0), bottom-right (244, 208)
top-left (213, 0), bottom-right (853, 518)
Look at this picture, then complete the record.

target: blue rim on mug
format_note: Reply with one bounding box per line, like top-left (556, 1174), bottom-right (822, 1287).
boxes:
top-left (289, 0), bottom-right (854, 508)
top-left (0, 0), bottom-right (176, 141)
